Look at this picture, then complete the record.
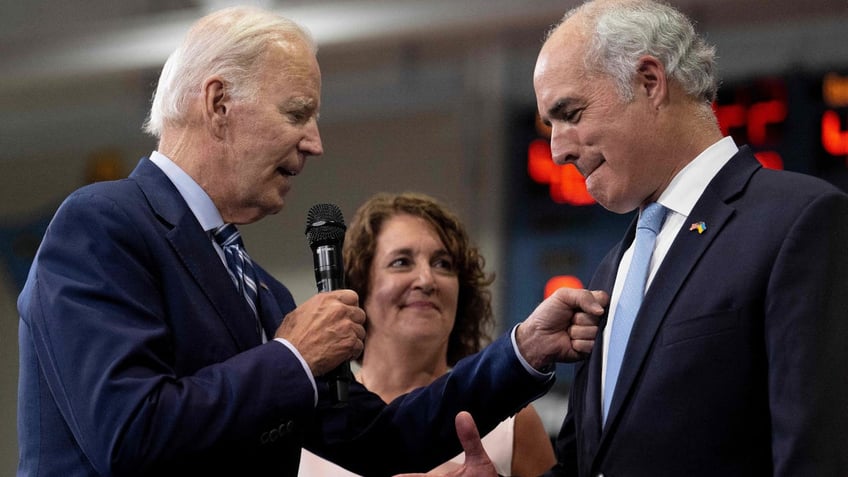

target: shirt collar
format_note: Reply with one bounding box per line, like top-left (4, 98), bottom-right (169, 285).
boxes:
top-left (149, 150), bottom-right (224, 232)
top-left (657, 136), bottom-right (738, 217)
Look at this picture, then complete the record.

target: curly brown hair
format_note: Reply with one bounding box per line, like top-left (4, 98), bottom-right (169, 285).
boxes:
top-left (344, 192), bottom-right (495, 365)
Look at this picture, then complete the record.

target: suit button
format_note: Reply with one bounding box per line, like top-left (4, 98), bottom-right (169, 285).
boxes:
top-left (278, 420), bottom-right (294, 436)
top-left (260, 420), bottom-right (295, 445)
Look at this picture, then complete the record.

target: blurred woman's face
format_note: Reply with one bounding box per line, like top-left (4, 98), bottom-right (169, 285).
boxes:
top-left (363, 214), bottom-right (459, 347)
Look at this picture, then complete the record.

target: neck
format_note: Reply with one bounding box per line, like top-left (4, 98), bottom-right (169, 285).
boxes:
top-left (649, 99), bottom-right (724, 201)
top-left (159, 128), bottom-right (217, 188)
top-left (159, 127), bottom-right (246, 223)
top-left (358, 333), bottom-right (450, 403)
top-left (665, 97), bottom-right (724, 159)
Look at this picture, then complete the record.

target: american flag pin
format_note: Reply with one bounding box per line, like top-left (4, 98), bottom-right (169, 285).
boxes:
top-left (689, 221), bottom-right (707, 234)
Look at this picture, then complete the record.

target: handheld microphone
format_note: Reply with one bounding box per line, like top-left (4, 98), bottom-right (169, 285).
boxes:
top-left (305, 203), bottom-right (353, 405)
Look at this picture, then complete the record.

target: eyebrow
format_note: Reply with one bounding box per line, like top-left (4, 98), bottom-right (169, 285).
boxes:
top-left (385, 247), bottom-right (451, 258)
top-left (546, 98), bottom-right (579, 120)
top-left (279, 97), bottom-right (317, 114)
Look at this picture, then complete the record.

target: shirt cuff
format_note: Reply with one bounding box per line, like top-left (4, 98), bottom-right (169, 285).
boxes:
top-left (274, 337), bottom-right (318, 406)
top-left (510, 324), bottom-right (555, 379)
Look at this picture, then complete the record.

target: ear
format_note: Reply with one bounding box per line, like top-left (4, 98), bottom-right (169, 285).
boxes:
top-left (635, 55), bottom-right (668, 109)
top-left (203, 76), bottom-right (229, 138)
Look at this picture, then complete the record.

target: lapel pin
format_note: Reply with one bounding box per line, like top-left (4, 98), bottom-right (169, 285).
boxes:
top-left (689, 221), bottom-right (707, 234)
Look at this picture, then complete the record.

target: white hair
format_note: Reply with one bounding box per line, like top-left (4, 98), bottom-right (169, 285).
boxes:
top-left (143, 6), bottom-right (317, 137)
top-left (552, 0), bottom-right (718, 104)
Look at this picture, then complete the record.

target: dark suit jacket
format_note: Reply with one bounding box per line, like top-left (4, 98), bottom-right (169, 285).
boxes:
top-left (17, 157), bottom-right (551, 477)
top-left (547, 147), bottom-right (848, 477)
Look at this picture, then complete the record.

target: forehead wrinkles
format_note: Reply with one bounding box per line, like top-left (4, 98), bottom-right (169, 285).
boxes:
top-left (259, 38), bottom-right (319, 83)
top-left (258, 42), bottom-right (320, 114)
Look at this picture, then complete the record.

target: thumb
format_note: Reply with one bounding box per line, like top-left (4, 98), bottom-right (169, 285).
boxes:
top-left (392, 413), bottom-right (494, 477)
top-left (455, 411), bottom-right (487, 464)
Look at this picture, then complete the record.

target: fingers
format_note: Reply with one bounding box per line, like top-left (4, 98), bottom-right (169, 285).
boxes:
top-left (591, 289), bottom-right (611, 307)
top-left (275, 289), bottom-right (366, 375)
top-left (550, 287), bottom-right (607, 315)
top-left (333, 288), bottom-right (363, 308)
top-left (570, 336), bottom-right (596, 355)
top-left (566, 290), bottom-right (605, 355)
top-left (573, 311), bottom-right (600, 329)
top-left (568, 308), bottom-right (601, 356)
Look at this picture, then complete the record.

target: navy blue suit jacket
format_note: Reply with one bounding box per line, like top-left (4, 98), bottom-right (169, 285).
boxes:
top-left (547, 147), bottom-right (848, 477)
top-left (17, 157), bottom-right (551, 476)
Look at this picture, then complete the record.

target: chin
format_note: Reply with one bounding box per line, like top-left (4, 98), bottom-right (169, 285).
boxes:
top-left (263, 197), bottom-right (286, 215)
top-left (601, 201), bottom-right (635, 215)
top-left (267, 203), bottom-right (285, 215)
top-left (585, 186), bottom-right (612, 212)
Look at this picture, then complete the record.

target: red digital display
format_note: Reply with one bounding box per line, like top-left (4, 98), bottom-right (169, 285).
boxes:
top-left (822, 73), bottom-right (848, 159)
top-left (822, 110), bottom-right (848, 157)
top-left (527, 139), bottom-right (595, 206)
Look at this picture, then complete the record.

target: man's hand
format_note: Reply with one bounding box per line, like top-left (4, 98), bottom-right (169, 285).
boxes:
top-left (274, 289), bottom-right (366, 376)
top-left (517, 288), bottom-right (608, 370)
top-left (394, 412), bottom-right (498, 477)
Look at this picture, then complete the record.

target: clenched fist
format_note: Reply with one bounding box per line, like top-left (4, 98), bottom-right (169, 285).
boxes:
top-left (275, 289), bottom-right (366, 376)
top-left (517, 288), bottom-right (608, 371)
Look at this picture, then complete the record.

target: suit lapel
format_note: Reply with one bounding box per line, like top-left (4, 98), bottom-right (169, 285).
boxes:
top-left (131, 158), bottom-right (261, 350)
top-left (167, 215), bottom-right (262, 349)
top-left (598, 148), bottom-right (759, 444)
top-left (581, 327), bottom-right (607, 458)
top-left (582, 239), bottom-right (626, 456)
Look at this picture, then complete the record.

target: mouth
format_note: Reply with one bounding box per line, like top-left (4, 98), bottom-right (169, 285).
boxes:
top-left (578, 158), bottom-right (604, 179)
top-left (277, 166), bottom-right (299, 177)
top-left (403, 301), bottom-right (439, 311)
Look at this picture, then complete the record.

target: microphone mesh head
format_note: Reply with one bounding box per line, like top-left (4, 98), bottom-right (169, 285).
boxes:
top-left (306, 203), bottom-right (346, 246)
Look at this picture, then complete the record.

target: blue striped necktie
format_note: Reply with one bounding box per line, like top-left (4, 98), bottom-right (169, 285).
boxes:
top-left (603, 202), bottom-right (668, 424)
top-left (212, 224), bottom-right (262, 338)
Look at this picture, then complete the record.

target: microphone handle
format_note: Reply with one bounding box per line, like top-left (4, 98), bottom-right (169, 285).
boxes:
top-left (312, 243), bottom-right (352, 406)
top-left (329, 362), bottom-right (353, 405)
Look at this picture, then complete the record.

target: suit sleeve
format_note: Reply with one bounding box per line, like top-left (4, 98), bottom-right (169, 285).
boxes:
top-left (302, 335), bottom-right (555, 476)
top-left (18, 191), bottom-right (315, 475)
top-left (765, 189), bottom-right (848, 475)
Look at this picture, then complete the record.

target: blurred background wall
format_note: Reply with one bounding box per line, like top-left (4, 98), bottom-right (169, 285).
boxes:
top-left (1, 0), bottom-right (847, 473)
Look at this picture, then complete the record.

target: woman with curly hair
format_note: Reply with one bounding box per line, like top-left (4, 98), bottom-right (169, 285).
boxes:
top-left (299, 192), bottom-right (555, 476)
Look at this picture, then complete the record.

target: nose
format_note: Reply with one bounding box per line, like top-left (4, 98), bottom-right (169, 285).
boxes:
top-left (549, 123), bottom-right (578, 165)
top-left (300, 119), bottom-right (324, 157)
top-left (413, 265), bottom-right (436, 293)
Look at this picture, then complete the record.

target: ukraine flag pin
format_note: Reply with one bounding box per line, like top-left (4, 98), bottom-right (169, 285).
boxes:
top-left (689, 221), bottom-right (707, 234)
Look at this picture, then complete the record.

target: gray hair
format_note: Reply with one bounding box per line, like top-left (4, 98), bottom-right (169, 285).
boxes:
top-left (554, 0), bottom-right (717, 103)
top-left (143, 6), bottom-right (316, 137)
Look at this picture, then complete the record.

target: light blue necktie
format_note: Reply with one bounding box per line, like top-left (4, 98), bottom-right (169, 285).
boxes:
top-left (212, 223), bottom-right (262, 338)
top-left (603, 202), bottom-right (667, 424)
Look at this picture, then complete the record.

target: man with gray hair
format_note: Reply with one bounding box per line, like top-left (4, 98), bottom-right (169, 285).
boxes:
top-left (16, 6), bottom-right (605, 477)
top-left (418, 0), bottom-right (848, 476)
